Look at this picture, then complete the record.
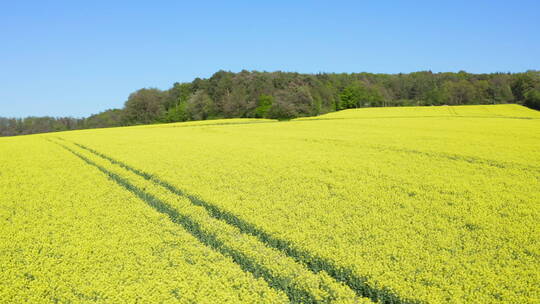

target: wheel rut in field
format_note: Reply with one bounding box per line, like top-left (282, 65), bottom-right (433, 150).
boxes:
top-left (53, 137), bottom-right (420, 304)
top-left (50, 139), bottom-right (325, 304)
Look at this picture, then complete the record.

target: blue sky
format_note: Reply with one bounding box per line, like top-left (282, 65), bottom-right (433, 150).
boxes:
top-left (1, 1), bottom-right (539, 117)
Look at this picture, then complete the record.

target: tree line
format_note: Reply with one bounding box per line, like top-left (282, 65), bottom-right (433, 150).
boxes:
top-left (2, 70), bottom-right (540, 136)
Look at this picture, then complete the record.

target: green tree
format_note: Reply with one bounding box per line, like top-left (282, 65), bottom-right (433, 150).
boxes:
top-left (123, 88), bottom-right (167, 124)
top-left (186, 90), bottom-right (216, 120)
top-left (442, 80), bottom-right (477, 105)
top-left (163, 103), bottom-right (188, 122)
top-left (338, 83), bottom-right (384, 109)
top-left (165, 83), bottom-right (193, 110)
top-left (488, 77), bottom-right (514, 103)
top-left (268, 90), bottom-right (297, 119)
top-left (254, 94), bottom-right (273, 118)
top-left (524, 89), bottom-right (540, 110)
top-left (424, 87), bottom-right (448, 105)
top-left (85, 109), bottom-right (124, 128)
top-left (511, 74), bottom-right (535, 101)
top-left (222, 87), bottom-right (249, 118)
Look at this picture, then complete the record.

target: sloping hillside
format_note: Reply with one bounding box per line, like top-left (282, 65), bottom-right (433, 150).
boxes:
top-left (1, 104), bottom-right (539, 303)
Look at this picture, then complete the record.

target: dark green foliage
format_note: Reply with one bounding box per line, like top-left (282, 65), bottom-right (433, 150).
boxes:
top-left (254, 94), bottom-right (273, 118)
top-left (84, 109), bottom-right (124, 128)
top-left (442, 80), bottom-right (478, 105)
top-left (338, 83), bottom-right (384, 109)
top-left (2, 70), bottom-right (539, 136)
top-left (123, 88), bottom-right (167, 124)
top-left (0, 116), bottom-right (81, 136)
top-left (524, 89), bottom-right (540, 110)
top-left (186, 90), bottom-right (216, 120)
top-left (511, 73), bottom-right (535, 101)
top-left (162, 103), bottom-right (187, 123)
top-left (165, 82), bottom-right (192, 109)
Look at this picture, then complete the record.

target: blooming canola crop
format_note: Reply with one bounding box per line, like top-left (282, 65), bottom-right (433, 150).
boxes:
top-left (1, 104), bottom-right (539, 303)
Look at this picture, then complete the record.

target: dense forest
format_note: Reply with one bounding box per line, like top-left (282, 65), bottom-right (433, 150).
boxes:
top-left (2, 70), bottom-right (540, 136)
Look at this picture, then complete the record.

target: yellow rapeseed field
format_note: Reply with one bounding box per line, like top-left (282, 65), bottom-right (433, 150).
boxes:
top-left (1, 104), bottom-right (539, 303)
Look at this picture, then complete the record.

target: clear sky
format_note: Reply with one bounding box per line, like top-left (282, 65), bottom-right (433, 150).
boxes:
top-left (1, 0), bottom-right (539, 117)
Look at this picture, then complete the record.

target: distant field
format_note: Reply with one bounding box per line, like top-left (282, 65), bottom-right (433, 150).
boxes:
top-left (1, 104), bottom-right (539, 303)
